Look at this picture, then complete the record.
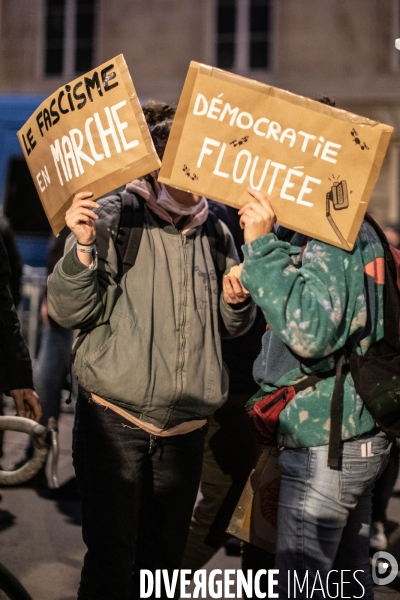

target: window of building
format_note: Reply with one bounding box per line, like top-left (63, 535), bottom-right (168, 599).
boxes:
top-left (216, 0), bottom-right (273, 72)
top-left (75, 0), bottom-right (97, 73)
top-left (44, 0), bottom-right (98, 77)
top-left (45, 0), bottom-right (65, 76)
top-left (249, 0), bottom-right (271, 69)
top-left (217, 0), bottom-right (237, 69)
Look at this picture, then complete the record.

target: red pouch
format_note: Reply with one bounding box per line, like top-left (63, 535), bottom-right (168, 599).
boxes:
top-left (248, 386), bottom-right (297, 445)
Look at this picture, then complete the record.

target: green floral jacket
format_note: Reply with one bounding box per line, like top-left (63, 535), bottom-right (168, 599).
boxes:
top-left (241, 221), bottom-right (384, 447)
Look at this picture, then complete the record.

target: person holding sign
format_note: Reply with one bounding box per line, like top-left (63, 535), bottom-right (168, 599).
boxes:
top-left (239, 181), bottom-right (391, 598)
top-left (46, 101), bottom-right (256, 600)
top-left (0, 234), bottom-right (41, 422)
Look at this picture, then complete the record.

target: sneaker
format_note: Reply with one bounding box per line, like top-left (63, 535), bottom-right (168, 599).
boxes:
top-left (370, 521), bottom-right (388, 551)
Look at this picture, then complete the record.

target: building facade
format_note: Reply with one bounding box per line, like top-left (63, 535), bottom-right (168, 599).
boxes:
top-left (0, 0), bottom-right (399, 224)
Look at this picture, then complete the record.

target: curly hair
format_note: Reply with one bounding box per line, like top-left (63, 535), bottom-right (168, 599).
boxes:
top-left (314, 95), bottom-right (336, 107)
top-left (142, 100), bottom-right (177, 160)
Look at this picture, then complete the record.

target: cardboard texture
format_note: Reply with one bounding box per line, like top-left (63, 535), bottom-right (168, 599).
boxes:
top-left (159, 62), bottom-right (393, 250)
top-left (227, 446), bottom-right (281, 553)
top-left (18, 54), bottom-right (160, 235)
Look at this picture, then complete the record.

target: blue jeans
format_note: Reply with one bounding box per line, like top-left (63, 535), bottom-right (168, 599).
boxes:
top-left (276, 430), bottom-right (391, 600)
top-left (73, 387), bottom-right (207, 600)
top-left (33, 320), bottom-right (74, 425)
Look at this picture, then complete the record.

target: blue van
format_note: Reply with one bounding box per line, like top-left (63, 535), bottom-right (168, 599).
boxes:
top-left (0, 95), bottom-right (50, 268)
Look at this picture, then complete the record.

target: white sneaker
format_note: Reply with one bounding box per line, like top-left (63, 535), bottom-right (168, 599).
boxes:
top-left (370, 521), bottom-right (388, 550)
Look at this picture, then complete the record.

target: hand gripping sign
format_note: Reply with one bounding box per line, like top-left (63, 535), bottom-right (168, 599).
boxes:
top-left (18, 54), bottom-right (160, 236)
top-left (159, 62), bottom-right (393, 250)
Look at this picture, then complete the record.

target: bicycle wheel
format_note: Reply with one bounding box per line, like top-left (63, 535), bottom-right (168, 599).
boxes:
top-left (0, 416), bottom-right (48, 486)
top-left (0, 562), bottom-right (33, 600)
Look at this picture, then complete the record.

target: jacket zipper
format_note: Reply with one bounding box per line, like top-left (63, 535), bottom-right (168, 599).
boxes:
top-left (177, 233), bottom-right (188, 400)
top-left (260, 388), bottom-right (289, 413)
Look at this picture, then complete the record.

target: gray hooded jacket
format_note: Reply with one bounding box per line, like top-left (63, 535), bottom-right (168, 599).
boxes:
top-left (47, 188), bottom-right (255, 429)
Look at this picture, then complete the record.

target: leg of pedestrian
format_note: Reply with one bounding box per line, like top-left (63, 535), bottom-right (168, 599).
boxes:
top-left (73, 389), bottom-right (147, 600)
top-left (132, 428), bottom-right (206, 598)
top-left (275, 430), bottom-right (391, 600)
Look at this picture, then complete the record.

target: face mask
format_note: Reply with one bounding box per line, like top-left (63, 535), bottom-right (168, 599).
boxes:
top-left (157, 184), bottom-right (202, 216)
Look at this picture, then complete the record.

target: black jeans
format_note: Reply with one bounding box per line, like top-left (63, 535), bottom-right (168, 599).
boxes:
top-left (372, 442), bottom-right (400, 522)
top-left (73, 387), bottom-right (207, 600)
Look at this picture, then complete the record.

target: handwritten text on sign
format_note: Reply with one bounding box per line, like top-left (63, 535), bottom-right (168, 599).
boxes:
top-left (18, 55), bottom-right (160, 235)
top-left (159, 63), bottom-right (392, 250)
top-left (194, 92), bottom-right (341, 208)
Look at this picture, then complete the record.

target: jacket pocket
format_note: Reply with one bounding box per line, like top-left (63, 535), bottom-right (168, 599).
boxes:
top-left (77, 317), bottom-right (151, 407)
top-left (83, 330), bottom-right (117, 366)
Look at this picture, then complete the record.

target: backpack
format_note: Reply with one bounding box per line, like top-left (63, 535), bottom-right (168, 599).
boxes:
top-left (348, 221), bottom-right (399, 411)
top-left (114, 190), bottom-right (145, 280)
top-left (321, 216), bottom-right (400, 467)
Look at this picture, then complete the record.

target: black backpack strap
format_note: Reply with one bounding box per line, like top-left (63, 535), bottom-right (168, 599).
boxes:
top-left (203, 211), bottom-right (228, 282)
top-left (115, 191), bottom-right (145, 281)
top-left (292, 373), bottom-right (331, 393)
top-left (326, 215), bottom-right (400, 467)
top-left (327, 352), bottom-right (347, 469)
top-left (68, 191), bottom-right (144, 395)
top-left (292, 359), bottom-right (347, 469)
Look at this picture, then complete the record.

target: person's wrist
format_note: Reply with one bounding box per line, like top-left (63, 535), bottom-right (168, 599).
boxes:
top-left (244, 232), bottom-right (261, 244)
top-left (77, 238), bottom-right (96, 247)
top-left (76, 243), bottom-right (96, 254)
top-left (228, 296), bottom-right (251, 309)
top-left (76, 239), bottom-right (96, 255)
top-left (244, 228), bottom-right (273, 244)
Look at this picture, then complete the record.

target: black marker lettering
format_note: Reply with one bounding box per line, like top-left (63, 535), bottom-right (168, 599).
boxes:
top-left (84, 71), bottom-right (102, 102)
top-left (27, 128), bottom-right (36, 151)
top-left (65, 84), bottom-right (75, 111)
top-left (73, 81), bottom-right (86, 110)
top-left (58, 90), bottom-right (69, 114)
top-left (43, 108), bottom-right (52, 132)
top-left (36, 111), bottom-right (45, 137)
top-left (22, 133), bottom-right (32, 155)
top-left (101, 64), bottom-right (118, 91)
top-left (50, 98), bottom-right (60, 125)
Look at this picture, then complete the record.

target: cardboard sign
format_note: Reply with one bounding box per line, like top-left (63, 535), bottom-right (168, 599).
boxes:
top-left (159, 62), bottom-right (393, 250)
top-left (18, 54), bottom-right (160, 235)
top-left (227, 446), bottom-right (281, 553)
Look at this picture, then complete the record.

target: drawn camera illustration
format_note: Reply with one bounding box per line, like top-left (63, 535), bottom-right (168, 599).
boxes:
top-left (325, 180), bottom-right (350, 248)
top-left (371, 551), bottom-right (399, 586)
top-left (326, 180), bottom-right (349, 212)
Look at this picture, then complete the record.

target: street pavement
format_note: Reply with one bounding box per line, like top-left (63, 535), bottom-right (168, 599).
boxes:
top-left (0, 406), bottom-right (399, 600)
top-left (0, 407), bottom-right (83, 600)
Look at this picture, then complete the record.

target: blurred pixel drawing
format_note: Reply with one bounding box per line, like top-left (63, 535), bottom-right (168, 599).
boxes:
top-left (351, 128), bottom-right (369, 150)
top-left (229, 136), bottom-right (249, 147)
top-left (182, 164), bottom-right (199, 180)
top-left (326, 180), bottom-right (350, 249)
